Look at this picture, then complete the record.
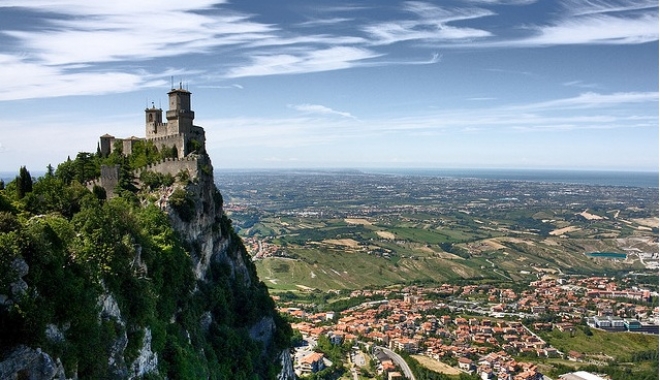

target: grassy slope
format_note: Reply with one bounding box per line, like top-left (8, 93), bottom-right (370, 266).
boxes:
top-left (540, 328), bottom-right (658, 358)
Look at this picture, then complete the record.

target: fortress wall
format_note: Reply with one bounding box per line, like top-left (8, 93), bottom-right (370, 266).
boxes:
top-left (145, 122), bottom-right (166, 139)
top-left (85, 164), bottom-right (120, 197)
top-left (134, 157), bottom-right (200, 180)
top-left (149, 134), bottom-right (186, 158)
top-left (86, 158), bottom-right (202, 198)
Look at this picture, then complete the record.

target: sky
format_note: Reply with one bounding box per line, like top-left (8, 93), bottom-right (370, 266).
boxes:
top-left (0, 0), bottom-right (657, 173)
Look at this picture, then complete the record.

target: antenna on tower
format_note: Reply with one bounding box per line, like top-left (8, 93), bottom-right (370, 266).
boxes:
top-left (171, 76), bottom-right (174, 90)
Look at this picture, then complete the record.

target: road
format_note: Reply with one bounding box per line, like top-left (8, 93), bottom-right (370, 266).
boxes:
top-left (375, 346), bottom-right (416, 380)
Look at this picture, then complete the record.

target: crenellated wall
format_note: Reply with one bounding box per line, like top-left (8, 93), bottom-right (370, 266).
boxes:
top-left (150, 134), bottom-right (186, 158)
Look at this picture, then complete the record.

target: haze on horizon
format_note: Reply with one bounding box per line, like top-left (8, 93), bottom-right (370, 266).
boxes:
top-left (0, 0), bottom-right (657, 173)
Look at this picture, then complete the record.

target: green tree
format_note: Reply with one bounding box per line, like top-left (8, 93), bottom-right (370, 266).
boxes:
top-left (16, 166), bottom-right (33, 199)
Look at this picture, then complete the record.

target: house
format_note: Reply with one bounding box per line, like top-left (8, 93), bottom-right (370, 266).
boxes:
top-left (327, 331), bottom-right (344, 345)
top-left (300, 352), bottom-right (325, 374)
top-left (392, 338), bottom-right (418, 353)
top-left (479, 367), bottom-right (495, 379)
top-left (388, 372), bottom-right (403, 380)
top-left (543, 347), bottom-right (560, 358)
top-left (567, 351), bottom-right (584, 362)
top-left (381, 359), bottom-right (396, 374)
top-left (458, 357), bottom-right (475, 372)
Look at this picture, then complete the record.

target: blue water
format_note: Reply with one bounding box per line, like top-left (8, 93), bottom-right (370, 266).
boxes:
top-left (364, 168), bottom-right (659, 188)
top-left (588, 252), bottom-right (627, 259)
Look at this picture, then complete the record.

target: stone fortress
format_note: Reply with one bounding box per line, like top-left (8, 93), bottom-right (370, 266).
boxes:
top-left (89, 85), bottom-right (210, 196)
top-left (100, 84), bottom-right (205, 158)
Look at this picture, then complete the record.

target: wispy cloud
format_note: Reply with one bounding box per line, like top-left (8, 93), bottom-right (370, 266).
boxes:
top-left (564, 0), bottom-right (658, 17)
top-left (562, 80), bottom-right (600, 89)
top-left (0, 0), bottom-right (276, 99)
top-left (364, 2), bottom-right (494, 45)
top-left (0, 0), bottom-right (657, 102)
top-left (464, 0), bottom-right (537, 4)
top-left (289, 104), bottom-right (357, 119)
top-left (1, 1), bottom-right (274, 66)
top-left (226, 46), bottom-right (381, 78)
top-left (0, 54), bottom-right (167, 101)
top-left (515, 91), bottom-right (659, 110)
top-left (518, 13), bottom-right (658, 45)
top-left (198, 84), bottom-right (244, 90)
top-left (203, 91), bottom-right (657, 151)
top-left (296, 17), bottom-right (353, 28)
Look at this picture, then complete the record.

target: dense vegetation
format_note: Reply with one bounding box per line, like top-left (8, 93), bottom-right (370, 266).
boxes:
top-left (0, 152), bottom-right (290, 379)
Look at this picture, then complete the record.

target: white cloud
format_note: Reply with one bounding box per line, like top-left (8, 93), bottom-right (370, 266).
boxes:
top-left (363, 2), bottom-right (494, 45)
top-left (0, 54), bottom-right (167, 101)
top-left (563, 0), bottom-right (657, 17)
top-left (289, 104), bottom-right (356, 119)
top-left (297, 17), bottom-right (353, 28)
top-left (562, 80), bottom-right (600, 89)
top-left (2, 7), bottom-right (274, 65)
top-left (204, 92), bottom-right (657, 150)
top-left (520, 13), bottom-right (658, 45)
top-left (226, 46), bottom-right (382, 78)
top-left (516, 91), bottom-right (659, 110)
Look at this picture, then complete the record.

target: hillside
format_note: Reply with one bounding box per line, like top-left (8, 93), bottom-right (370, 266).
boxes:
top-left (0, 153), bottom-right (291, 378)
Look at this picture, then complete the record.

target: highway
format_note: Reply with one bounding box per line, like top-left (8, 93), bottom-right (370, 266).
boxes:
top-left (375, 346), bottom-right (416, 380)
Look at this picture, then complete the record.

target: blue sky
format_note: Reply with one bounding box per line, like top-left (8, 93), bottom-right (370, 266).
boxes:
top-left (0, 0), bottom-right (657, 173)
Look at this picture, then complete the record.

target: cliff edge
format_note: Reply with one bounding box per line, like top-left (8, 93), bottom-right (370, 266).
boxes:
top-left (0, 89), bottom-right (292, 379)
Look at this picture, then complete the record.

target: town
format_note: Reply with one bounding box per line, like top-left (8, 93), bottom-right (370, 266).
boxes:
top-left (279, 275), bottom-right (658, 379)
top-left (216, 170), bottom-right (658, 379)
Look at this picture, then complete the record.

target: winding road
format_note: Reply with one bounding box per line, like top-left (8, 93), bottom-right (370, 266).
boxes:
top-left (375, 346), bottom-right (416, 380)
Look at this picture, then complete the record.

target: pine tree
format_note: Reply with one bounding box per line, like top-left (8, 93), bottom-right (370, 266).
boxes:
top-left (16, 166), bottom-right (33, 199)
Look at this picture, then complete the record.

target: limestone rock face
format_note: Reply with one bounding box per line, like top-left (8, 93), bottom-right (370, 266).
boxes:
top-left (0, 346), bottom-right (66, 380)
top-left (9, 257), bottom-right (29, 300)
top-left (0, 156), bottom-right (285, 379)
top-left (278, 349), bottom-right (296, 380)
top-left (162, 156), bottom-right (252, 285)
top-left (249, 316), bottom-right (276, 347)
top-left (99, 292), bottom-right (123, 322)
top-left (129, 328), bottom-right (158, 378)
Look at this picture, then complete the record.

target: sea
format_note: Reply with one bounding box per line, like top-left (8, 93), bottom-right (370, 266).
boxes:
top-left (1, 168), bottom-right (658, 189)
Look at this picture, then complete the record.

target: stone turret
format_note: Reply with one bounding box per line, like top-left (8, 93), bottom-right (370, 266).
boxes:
top-left (165, 87), bottom-right (195, 136)
top-left (145, 103), bottom-right (164, 139)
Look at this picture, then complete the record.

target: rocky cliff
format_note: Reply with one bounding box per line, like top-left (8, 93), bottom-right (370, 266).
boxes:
top-left (0, 155), bottom-right (292, 379)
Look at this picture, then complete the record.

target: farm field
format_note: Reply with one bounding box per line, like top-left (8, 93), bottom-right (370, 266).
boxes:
top-left (217, 170), bottom-right (659, 293)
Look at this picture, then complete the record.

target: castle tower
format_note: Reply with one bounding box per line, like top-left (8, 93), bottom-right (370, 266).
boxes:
top-left (99, 134), bottom-right (115, 157)
top-left (166, 86), bottom-right (195, 135)
top-left (145, 103), bottom-right (164, 139)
